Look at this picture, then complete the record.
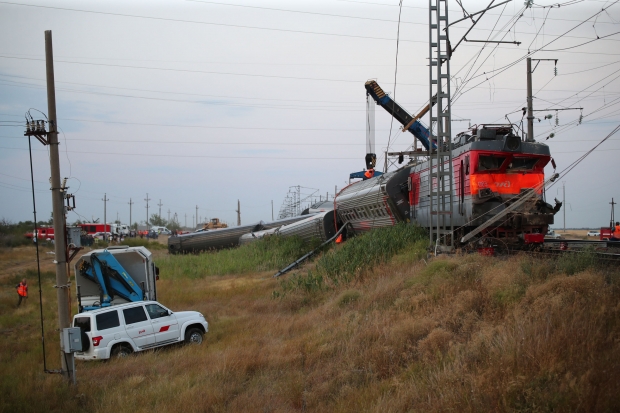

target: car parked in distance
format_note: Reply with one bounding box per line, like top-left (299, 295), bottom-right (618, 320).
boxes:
top-left (587, 230), bottom-right (600, 237)
top-left (545, 230), bottom-right (562, 239)
top-left (150, 226), bottom-right (172, 235)
top-left (92, 232), bottom-right (112, 240)
top-left (72, 301), bottom-right (208, 360)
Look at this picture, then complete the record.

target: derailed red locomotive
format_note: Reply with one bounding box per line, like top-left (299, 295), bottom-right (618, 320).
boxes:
top-left (335, 124), bottom-right (562, 247)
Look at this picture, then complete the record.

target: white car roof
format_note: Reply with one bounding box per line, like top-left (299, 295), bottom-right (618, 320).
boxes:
top-left (74, 300), bottom-right (161, 316)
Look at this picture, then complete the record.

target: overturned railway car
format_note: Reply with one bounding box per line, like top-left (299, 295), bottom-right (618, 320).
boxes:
top-left (239, 211), bottom-right (338, 246)
top-left (335, 125), bottom-right (561, 245)
top-left (168, 222), bottom-right (264, 254)
top-left (169, 215), bottom-right (316, 254)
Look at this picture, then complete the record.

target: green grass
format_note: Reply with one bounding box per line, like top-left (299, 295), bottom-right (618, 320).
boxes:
top-left (158, 236), bottom-right (318, 279)
top-left (278, 224), bottom-right (427, 293)
top-left (118, 237), bottom-right (167, 250)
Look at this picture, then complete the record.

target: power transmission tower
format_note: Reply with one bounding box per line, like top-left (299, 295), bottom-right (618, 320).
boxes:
top-left (102, 193), bottom-right (109, 241)
top-left (158, 199), bottom-right (163, 219)
top-left (195, 205), bottom-right (199, 227)
top-left (429, 0), bottom-right (454, 251)
top-left (185, 213), bottom-right (187, 228)
top-left (167, 209), bottom-right (171, 222)
top-left (145, 193), bottom-right (151, 229)
top-left (128, 198), bottom-right (134, 228)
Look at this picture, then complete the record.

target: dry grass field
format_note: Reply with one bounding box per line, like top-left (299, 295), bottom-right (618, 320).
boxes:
top-left (1, 230), bottom-right (619, 413)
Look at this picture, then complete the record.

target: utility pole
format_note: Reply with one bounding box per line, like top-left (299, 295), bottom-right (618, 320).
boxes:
top-left (158, 199), bottom-right (163, 219)
top-left (195, 205), bottom-right (199, 227)
top-left (44, 30), bottom-right (74, 384)
top-left (271, 200), bottom-right (274, 221)
top-left (526, 57), bottom-right (534, 142)
top-left (145, 193), bottom-right (151, 230)
top-left (128, 198), bottom-right (134, 228)
top-left (236, 200), bottom-right (241, 226)
top-left (102, 193), bottom-right (109, 241)
top-left (610, 198), bottom-right (616, 229)
top-left (167, 209), bottom-right (171, 222)
top-left (526, 58), bottom-right (557, 142)
top-left (184, 213), bottom-right (187, 228)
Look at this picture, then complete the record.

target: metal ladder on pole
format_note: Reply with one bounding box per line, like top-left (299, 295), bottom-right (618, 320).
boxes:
top-left (429, 0), bottom-right (454, 251)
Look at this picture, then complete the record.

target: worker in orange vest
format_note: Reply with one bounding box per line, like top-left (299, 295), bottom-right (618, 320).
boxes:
top-left (613, 222), bottom-right (620, 240)
top-left (16, 278), bottom-right (28, 307)
top-left (363, 168), bottom-right (375, 180)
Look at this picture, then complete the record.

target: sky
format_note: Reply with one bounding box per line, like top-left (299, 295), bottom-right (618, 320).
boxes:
top-left (0, 0), bottom-right (619, 230)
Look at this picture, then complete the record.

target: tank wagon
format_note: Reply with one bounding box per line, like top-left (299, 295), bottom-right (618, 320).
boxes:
top-left (335, 124), bottom-right (561, 245)
top-left (169, 215), bottom-right (317, 254)
top-left (276, 210), bottom-right (337, 244)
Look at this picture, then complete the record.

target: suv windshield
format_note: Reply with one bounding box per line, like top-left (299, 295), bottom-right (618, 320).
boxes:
top-left (507, 157), bottom-right (539, 172)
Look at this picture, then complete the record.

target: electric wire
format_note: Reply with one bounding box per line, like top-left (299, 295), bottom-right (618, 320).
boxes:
top-left (385, 0), bottom-right (404, 163)
top-left (26, 134), bottom-right (49, 373)
top-left (0, 1), bottom-right (425, 44)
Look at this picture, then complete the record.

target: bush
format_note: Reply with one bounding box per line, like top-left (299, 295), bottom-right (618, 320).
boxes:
top-left (279, 224), bottom-right (427, 293)
top-left (555, 248), bottom-right (599, 275)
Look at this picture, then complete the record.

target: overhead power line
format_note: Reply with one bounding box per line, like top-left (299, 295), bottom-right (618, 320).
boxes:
top-left (0, 1), bottom-right (426, 43)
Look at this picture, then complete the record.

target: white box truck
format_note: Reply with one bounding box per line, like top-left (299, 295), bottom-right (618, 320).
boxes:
top-left (74, 246), bottom-right (159, 312)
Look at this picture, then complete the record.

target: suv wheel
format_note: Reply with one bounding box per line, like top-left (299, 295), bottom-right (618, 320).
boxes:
top-left (111, 344), bottom-right (133, 358)
top-left (185, 328), bottom-right (204, 345)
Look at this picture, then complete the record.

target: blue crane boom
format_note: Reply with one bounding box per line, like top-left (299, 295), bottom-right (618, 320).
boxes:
top-left (364, 80), bottom-right (435, 151)
top-left (79, 250), bottom-right (144, 310)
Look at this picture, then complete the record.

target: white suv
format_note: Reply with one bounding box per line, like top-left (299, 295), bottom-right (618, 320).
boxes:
top-left (72, 301), bottom-right (208, 360)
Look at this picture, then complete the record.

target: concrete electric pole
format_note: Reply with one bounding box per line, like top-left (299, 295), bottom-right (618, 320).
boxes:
top-left (145, 193), bottom-right (151, 229)
top-left (102, 193), bottom-right (109, 241)
top-left (128, 198), bottom-right (134, 228)
top-left (44, 30), bottom-right (74, 384)
top-left (526, 57), bottom-right (534, 142)
top-left (236, 200), bottom-right (241, 226)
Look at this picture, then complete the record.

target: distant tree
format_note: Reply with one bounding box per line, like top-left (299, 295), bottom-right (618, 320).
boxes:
top-left (114, 219), bottom-right (121, 225)
top-left (131, 222), bottom-right (139, 230)
top-left (168, 220), bottom-right (181, 231)
top-left (149, 214), bottom-right (168, 227)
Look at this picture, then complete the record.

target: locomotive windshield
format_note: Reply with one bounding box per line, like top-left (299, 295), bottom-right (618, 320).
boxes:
top-left (477, 155), bottom-right (506, 171)
top-left (506, 157), bottom-right (539, 172)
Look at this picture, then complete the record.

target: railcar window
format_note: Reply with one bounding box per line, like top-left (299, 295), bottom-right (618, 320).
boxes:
top-left (477, 155), bottom-right (506, 171)
top-left (507, 157), bottom-right (539, 171)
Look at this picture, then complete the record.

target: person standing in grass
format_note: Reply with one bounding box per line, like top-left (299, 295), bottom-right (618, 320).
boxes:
top-left (16, 278), bottom-right (28, 307)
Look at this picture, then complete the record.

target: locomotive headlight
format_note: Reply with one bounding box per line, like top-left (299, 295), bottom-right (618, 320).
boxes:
top-left (504, 135), bottom-right (521, 151)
